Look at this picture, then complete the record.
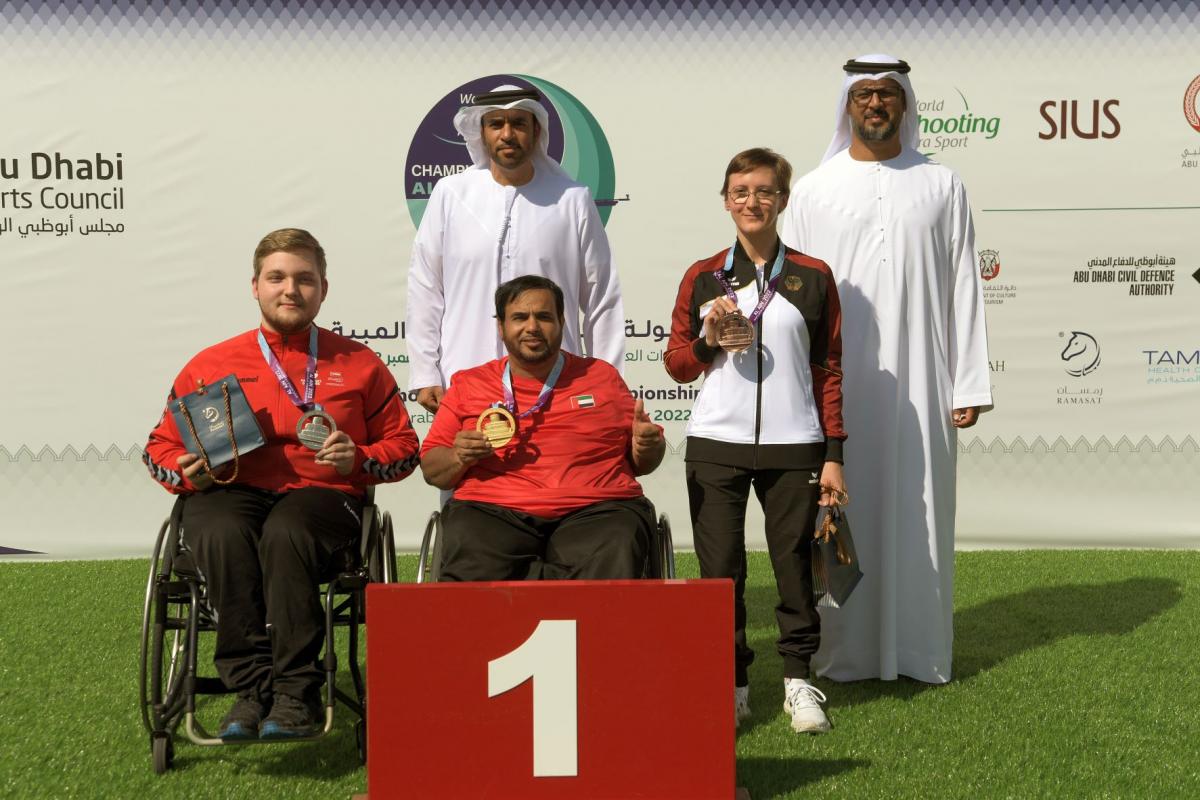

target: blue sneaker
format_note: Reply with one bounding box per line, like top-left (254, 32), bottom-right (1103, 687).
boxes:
top-left (259, 693), bottom-right (322, 739)
top-left (218, 694), bottom-right (266, 740)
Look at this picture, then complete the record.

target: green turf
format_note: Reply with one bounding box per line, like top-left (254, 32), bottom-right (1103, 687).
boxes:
top-left (2, 552), bottom-right (1198, 799)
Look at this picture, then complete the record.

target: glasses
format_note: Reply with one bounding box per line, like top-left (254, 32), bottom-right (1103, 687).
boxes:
top-left (849, 87), bottom-right (903, 105)
top-left (726, 188), bottom-right (783, 205)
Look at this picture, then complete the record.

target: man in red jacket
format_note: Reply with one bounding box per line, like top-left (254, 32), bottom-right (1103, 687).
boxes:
top-left (420, 275), bottom-right (665, 581)
top-left (144, 228), bottom-right (419, 740)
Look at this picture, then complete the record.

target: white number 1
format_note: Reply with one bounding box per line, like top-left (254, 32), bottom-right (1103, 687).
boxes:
top-left (487, 619), bottom-right (578, 777)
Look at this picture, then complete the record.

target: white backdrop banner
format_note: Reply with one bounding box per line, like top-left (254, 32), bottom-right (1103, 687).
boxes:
top-left (2, 1), bottom-right (1198, 558)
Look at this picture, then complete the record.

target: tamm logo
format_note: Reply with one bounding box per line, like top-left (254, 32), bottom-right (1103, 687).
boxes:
top-left (979, 249), bottom-right (1000, 281)
top-left (1185, 75), bottom-right (1200, 134)
top-left (1060, 331), bottom-right (1101, 377)
top-left (1039, 100), bottom-right (1121, 140)
top-left (404, 74), bottom-right (619, 229)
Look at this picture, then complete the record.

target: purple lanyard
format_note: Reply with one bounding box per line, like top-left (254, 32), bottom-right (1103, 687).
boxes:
top-left (711, 241), bottom-right (788, 324)
top-left (257, 326), bottom-right (318, 411)
top-left (499, 352), bottom-right (564, 419)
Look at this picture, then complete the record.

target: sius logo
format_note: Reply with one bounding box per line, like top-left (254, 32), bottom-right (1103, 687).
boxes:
top-left (1060, 331), bottom-right (1101, 376)
top-left (1038, 100), bottom-right (1120, 140)
top-left (979, 249), bottom-right (1000, 281)
top-left (404, 74), bottom-right (618, 229)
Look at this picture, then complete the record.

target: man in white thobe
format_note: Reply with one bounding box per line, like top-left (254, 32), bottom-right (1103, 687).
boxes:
top-left (781, 55), bottom-right (992, 683)
top-left (406, 86), bottom-right (624, 412)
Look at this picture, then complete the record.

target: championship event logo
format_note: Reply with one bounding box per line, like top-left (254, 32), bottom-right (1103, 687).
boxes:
top-left (405, 75), bottom-right (619, 229)
top-left (1060, 331), bottom-right (1101, 377)
top-left (1185, 75), bottom-right (1200, 133)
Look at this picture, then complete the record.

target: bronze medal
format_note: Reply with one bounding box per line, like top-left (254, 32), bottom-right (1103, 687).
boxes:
top-left (296, 408), bottom-right (337, 450)
top-left (716, 311), bottom-right (754, 353)
top-left (476, 406), bottom-right (517, 449)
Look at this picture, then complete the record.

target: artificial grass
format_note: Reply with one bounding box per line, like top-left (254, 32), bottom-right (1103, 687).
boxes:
top-left (1, 551), bottom-right (1198, 799)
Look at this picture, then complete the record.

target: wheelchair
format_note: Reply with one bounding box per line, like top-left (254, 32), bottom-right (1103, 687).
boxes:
top-left (415, 507), bottom-right (676, 583)
top-left (138, 487), bottom-right (396, 774)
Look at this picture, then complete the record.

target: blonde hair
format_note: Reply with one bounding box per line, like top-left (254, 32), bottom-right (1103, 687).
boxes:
top-left (252, 228), bottom-right (327, 278)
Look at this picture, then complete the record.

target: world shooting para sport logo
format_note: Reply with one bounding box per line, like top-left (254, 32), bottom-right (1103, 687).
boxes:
top-left (404, 74), bottom-right (623, 229)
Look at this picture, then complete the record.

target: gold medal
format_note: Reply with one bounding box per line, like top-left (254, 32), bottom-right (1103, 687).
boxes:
top-left (716, 311), bottom-right (754, 353)
top-left (476, 406), bottom-right (517, 449)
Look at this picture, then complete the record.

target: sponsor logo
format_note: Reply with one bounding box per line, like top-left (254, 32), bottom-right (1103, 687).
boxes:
top-left (1186, 75), bottom-right (1200, 133)
top-left (916, 89), bottom-right (1001, 153)
top-left (979, 248), bottom-right (1016, 306)
top-left (325, 370), bottom-right (345, 387)
top-left (1038, 99), bottom-right (1121, 140)
top-left (404, 74), bottom-right (619, 229)
top-left (1144, 347), bottom-right (1200, 385)
top-left (1060, 331), bottom-right (1101, 377)
top-left (202, 406), bottom-right (219, 423)
top-left (1074, 254), bottom-right (1177, 297)
top-left (979, 249), bottom-right (1000, 281)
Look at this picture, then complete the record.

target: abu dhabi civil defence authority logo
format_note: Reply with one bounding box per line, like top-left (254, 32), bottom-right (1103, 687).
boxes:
top-left (1060, 331), bottom-right (1101, 377)
top-left (404, 74), bottom-right (621, 229)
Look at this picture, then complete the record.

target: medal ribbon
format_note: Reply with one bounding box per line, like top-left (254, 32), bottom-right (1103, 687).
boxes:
top-left (712, 241), bottom-right (788, 324)
top-left (499, 352), bottom-right (565, 419)
top-left (257, 326), bottom-right (319, 411)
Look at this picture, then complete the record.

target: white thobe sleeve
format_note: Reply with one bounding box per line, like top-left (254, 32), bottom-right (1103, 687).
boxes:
top-left (946, 177), bottom-right (994, 412)
top-left (576, 194), bottom-right (625, 372)
top-left (778, 184), bottom-right (807, 251)
top-left (406, 183), bottom-right (448, 391)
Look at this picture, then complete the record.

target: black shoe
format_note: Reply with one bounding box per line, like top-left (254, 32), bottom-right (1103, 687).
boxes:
top-left (259, 693), bottom-right (322, 739)
top-left (218, 694), bottom-right (267, 740)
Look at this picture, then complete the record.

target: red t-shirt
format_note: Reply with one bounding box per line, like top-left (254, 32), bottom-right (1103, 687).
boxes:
top-left (421, 353), bottom-right (644, 518)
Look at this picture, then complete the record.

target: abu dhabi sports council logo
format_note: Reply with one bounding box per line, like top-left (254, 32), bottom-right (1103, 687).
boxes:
top-left (1060, 331), bottom-right (1101, 377)
top-left (1185, 75), bottom-right (1200, 134)
top-left (979, 249), bottom-right (1000, 281)
top-left (916, 88), bottom-right (1001, 154)
top-left (405, 74), bottom-right (620, 229)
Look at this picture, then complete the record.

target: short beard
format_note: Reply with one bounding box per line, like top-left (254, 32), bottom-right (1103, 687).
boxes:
top-left (853, 117), bottom-right (899, 142)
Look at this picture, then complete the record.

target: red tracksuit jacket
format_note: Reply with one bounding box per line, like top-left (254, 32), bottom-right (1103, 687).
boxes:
top-left (144, 325), bottom-right (419, 496)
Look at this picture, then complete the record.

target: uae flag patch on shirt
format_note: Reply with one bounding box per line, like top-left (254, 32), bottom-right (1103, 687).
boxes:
top-left (570, 394), bottom-right (596, 409)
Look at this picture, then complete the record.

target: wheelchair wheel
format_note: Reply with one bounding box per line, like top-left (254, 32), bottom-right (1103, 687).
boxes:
top-left (139, 517), bottom-right (172, 733)
top-left (151, 732), bottom-right (174, 774)
top-left (657, 513), bottom-right (676, 579)
top-left (355, 718), bottom-right (367, 765)
top-left (416, 512), bottom-right (443, 584)
top-left (367, 509), bottom-right (398, 585)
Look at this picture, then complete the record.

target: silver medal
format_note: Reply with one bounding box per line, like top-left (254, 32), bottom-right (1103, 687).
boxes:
top-left (296, 407), bottom-right (337, 450)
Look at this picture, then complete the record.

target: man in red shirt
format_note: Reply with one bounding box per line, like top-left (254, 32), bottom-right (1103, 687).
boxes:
top-left (144, 228), bottom-right (420, 740)
top-left (420, 275), bottom-right (664, 581)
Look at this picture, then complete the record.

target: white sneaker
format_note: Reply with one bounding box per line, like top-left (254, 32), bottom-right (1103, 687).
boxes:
top-left (783, 678), bottom-right (830, 734)
top-left (734, 686), bottom-right (751, 727)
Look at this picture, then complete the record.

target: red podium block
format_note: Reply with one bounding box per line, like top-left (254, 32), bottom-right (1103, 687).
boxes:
top-left (365, 579), bottom-right (733, 799)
